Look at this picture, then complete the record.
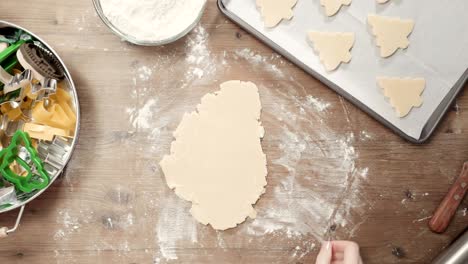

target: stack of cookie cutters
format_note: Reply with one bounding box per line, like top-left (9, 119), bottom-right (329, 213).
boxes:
top-left (0, 21), bottom-right (80, 237)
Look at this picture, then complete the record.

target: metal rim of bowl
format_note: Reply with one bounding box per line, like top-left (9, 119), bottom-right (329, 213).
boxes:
top-left (0, 20), bottom-right (81, 214)
top-left (92, 0), bottom-right (208, 46)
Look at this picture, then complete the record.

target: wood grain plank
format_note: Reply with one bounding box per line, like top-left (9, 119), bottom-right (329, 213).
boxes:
top-left (0, 1), bottom-right (467, 263)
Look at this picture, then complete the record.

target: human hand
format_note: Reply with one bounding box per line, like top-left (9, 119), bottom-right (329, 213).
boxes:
top-left (315, 240), bottom-right (363, 264)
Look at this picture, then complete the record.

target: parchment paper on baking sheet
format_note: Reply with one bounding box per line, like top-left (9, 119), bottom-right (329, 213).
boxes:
top-left (222, 0), bottom-right (468, 140)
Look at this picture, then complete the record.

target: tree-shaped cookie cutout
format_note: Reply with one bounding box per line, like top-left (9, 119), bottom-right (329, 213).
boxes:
top-left (256, 0), bottom-right (298, 28)
top-left (378, 77), bottom-right (425, 118)
top-left (308, 31), bottom-right (355, 71)
top-left (368, 15), bottom-right (414, 57)
top-left (320, 0), bottom-right (352, 17)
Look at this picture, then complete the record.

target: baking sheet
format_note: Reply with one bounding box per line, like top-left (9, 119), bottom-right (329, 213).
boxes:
top-left (220, 0), bottom-right (468, 141)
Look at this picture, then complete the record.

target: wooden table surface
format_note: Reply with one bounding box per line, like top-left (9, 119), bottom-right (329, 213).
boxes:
top-left (0, 1), bottom-right (467, 263)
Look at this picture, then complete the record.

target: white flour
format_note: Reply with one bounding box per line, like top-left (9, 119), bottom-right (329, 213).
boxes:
top-left (306, 95), bottom-right (331, 112)
top-left (156, 194), bottom-right (198, 261)
top-left (243, 85), bottom-right (372, 242)
top-left (100, 0), bottom-right (206, 42)
top-left (184, 26), bottom-right (214, 82)
top-left (234, 48), bottom-right (285, 77)
top-left (126, 98), bottom-right (158, 130)
top-left (138, 66), bottom-right (153, 81)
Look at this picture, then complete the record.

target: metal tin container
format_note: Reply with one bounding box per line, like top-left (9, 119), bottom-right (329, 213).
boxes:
top-left (0, 20), bottom-right (80, 235)
top-left (92, 0), bottom-right (207, 46)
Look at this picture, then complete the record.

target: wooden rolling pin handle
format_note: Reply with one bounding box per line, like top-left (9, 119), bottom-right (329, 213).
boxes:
top-left (429, 162), bottom-right (468, 233)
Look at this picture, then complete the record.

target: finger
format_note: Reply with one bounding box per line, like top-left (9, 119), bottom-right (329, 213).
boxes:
top-left (315, 242), bottom-right (332, 264)
top-left (342, 242), bottom-right (361, 264)
top-left (331, 261), bottom-right (344, 264)
top-left (332, 241), bottom-right (357, 252)
top-left (331, 252), bottom-right (344, 261)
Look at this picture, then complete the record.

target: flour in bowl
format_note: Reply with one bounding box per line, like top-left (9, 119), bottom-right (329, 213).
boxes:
top-left (100, 0), bottom-right (206, 42)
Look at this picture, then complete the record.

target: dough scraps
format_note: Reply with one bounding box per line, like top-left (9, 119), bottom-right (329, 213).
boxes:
top-left (256, 0), bottom-right (298, 28)
top-left (376, 0), bottom-right (390, 3)
top-left (308, 31), bottom-right (355, 71)
top-left (320, 0), bottom-right (352, 17)
top-left (378, 77), bottom-right (425, 118)
top-left (159, 80), bottom-right (268, 230)
top-left (368, 15), bottom-right (414, 58)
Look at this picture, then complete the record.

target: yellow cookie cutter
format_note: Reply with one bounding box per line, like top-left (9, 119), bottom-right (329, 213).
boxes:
top-left (0, 104), bottom-right (22, 121)
top-left (32, 87), bottom-right (76, 132)
top-left (23, 123), bottom-right (71, 141)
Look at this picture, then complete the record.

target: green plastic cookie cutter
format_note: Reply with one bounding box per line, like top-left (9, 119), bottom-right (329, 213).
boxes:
top-left (0, 39), bottom-right (25, 64)
top-left (0, 130), bottom-right (50, 193)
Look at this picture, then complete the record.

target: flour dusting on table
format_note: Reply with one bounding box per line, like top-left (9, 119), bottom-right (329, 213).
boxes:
top-left (235, 48), bottom-right (284, 77)
top-left (307, 95), bottom-right (331, 112)
top-left (156, 194), bottom-right (198, 261)
top-left (242, 84), bottom-right (371, 242)
top-left (118, 27), bottom-right (374, 262)
top-left (184, 26), bottom-right (216, 82)
top-left (126, 98), bottom-right (158, 130)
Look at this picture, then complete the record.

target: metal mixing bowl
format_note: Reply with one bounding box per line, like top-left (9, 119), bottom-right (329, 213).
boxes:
top-left (92, 0), bottom-right (207, 46)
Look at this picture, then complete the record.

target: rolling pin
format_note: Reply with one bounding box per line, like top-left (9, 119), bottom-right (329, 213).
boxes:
top-left (431, 230), bottom-right (468, 264)
top-left (429, 162), bottom-right (468, 233)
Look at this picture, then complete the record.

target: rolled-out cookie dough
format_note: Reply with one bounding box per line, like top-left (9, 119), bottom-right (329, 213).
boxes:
top-left (256, 0), bottom-right (298, 28)
top-left (320, 0), bottom-right (352, 17)
top-left (308, 31), bottom-right (355, 71)
top-left (368, 15), bottom-right (414, 58)
top-left (378, 77), bottom-right (425, 118)
top-left (159, 80), bottom-right (268, 230)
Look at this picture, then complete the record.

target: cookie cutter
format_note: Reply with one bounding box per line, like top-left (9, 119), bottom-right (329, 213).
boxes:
top-left (0, 186), bottom-right (17, 209)
top-left (0, 111), bottom-right (25, 138)
top-left (0, 40), bottom-right (63, 110)
top-left (0, 39), bottom-right (32, 95)
top-left (23, 123), bottom-right (70, 142)
top-left (0, 112), bottom-right (24, 148)
top-left (32, 88), bottom-right (76, 132)
top-left (0, 39), bottom-right (25, 64)
top-left (0, 130), bottom-right (50, 193)
top-left (1, 103), bottom-right (22, 121)
top-left (37, 136), bottom-right (72, 172)
top-left (16, 42), bottom-right (64, 97)
top-left (0, 67), bottom-right (32, 95)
